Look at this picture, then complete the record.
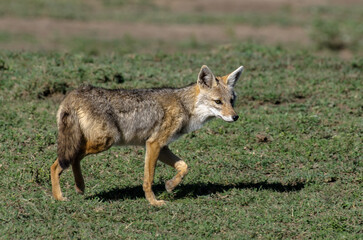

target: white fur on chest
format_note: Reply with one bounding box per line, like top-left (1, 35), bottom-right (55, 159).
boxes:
top-left (185, 104), bottom-right (213, 133)
top-left (167, 104), bottom-right (213, 145)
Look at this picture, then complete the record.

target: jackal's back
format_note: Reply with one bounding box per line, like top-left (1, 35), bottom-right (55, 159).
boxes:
top-left (57, 85), bottom-right (193, 148)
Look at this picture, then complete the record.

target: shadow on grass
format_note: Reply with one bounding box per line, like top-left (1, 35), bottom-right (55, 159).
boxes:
top-left (87, 181), bottom-right (305, 202)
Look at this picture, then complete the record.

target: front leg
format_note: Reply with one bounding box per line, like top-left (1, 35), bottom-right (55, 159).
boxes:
top-left (158, 146), bottom-right (188, 193)
top-left (143, 140), bottom-right (165, 206)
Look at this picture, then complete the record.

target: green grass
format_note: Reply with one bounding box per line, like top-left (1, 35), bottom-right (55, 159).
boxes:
top-left (0, 43), bottom-right (362, 238)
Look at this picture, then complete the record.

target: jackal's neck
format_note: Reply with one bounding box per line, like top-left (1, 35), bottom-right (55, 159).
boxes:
top-left (176, 83), bottom-right (199, 114)
top-left (177, 83), bottom-right (211, 133)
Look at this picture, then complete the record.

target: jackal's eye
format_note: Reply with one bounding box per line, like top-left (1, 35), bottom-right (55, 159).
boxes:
top-left (214, 100), bottom-right (222, 105)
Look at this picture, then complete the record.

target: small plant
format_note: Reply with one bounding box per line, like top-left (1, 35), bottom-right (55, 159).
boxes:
top-left (311, 19), bottom-right (346, 51)
top-left (0, 59), bottom-right (9, 71)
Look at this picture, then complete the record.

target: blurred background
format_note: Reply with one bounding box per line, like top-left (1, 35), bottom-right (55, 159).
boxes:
top-left (0, 0), bottom-right (362, 58)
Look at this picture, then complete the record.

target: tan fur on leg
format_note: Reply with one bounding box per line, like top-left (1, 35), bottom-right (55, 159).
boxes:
top-left (143, 140), bottom-right (165, 206)
top-left (50, 159), bottom-right (67, 201)
top-left (158, 146), bottom-right (188, 193)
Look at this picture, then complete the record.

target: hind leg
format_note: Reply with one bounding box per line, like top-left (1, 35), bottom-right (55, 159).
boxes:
top-left (50, 158), bottom-right (67, 201)
top-left (76, 136), bottom-right (113, 194)
top-left (158, 146), bottom-right (188, 193)
top-left (72, 159), bottom-right (85, 194)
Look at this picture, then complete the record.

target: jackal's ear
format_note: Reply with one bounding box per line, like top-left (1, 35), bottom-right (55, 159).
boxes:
top-left (225, 66), bottom-right (244, 88)
top-left (198, 65), bottom-right (216, 88)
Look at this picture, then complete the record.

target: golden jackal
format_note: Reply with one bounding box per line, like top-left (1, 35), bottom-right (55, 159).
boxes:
top-left (51, 65), bottom-right (244, 206)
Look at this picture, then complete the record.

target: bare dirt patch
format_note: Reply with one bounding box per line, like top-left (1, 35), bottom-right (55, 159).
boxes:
top-left (0, 17), bottom-right (309, 51)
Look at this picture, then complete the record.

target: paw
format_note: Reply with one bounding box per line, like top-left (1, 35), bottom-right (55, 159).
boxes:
top-left (150, 200), bottom-right (166, 207)
top-left (55, 196), bottom-right (68, 201)
top-left (75, 187), bottom-right (85, 195)
top-left (165, 180), bottom-right (175, 193)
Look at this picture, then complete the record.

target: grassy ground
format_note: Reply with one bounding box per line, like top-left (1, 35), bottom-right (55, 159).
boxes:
top-left (0, 44), bottom-right (362, 239)
top-left (0, 0), bottom-right (362, 239)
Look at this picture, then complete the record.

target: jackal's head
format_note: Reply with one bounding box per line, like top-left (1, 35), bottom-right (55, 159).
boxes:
top-left (196, 65), bottom-right (243, 122)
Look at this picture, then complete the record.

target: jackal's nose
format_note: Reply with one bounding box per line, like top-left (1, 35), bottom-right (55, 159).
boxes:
top-left (232, 115), bottom-right (239, 121)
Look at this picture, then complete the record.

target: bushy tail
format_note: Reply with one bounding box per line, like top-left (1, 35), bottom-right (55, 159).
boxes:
top-left (57, 109), bottom-right (83, 169)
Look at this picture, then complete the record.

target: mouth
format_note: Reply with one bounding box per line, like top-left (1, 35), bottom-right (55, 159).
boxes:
top-left (218, 115), bottom-right (234, 122)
